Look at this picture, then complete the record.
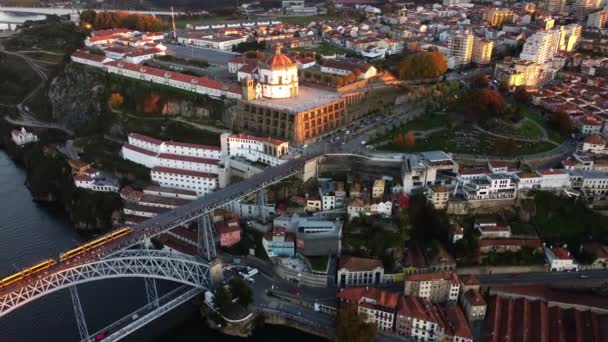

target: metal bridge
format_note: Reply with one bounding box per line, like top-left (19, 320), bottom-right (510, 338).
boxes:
top-left (0, 155), bottom-right (314, 341)
top-left (0, 6), bottom-right (187, 16)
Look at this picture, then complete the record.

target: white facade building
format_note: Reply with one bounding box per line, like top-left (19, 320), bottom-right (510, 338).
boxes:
top-left (177, 32), bottom-right (247, 51)
top-left (447, 31), bottom-right (474, 68)
top-left (11, 127), bottom-right (38, 146)
top-left (337, 256), bottom-right (384, 287)
top-left (538, 169), bottom-right (571, 189)
top-left (404, 272), bottom-right (460, 303)
top-left (220, 133), bottom-right (289, 166)
top-left (150, 167), bottom-right (219, 196)
top-left (544, 246), bottom-right (578, 271)
top-left (520, 29), bottom-right (562, 64)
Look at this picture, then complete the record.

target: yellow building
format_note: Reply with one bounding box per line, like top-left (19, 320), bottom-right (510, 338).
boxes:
top-left (494, 59), bottom-right (541, 89)
top-left (472, 37), bottom-right (494, 65)
top-left (486, 8), bottom-right (514, 27)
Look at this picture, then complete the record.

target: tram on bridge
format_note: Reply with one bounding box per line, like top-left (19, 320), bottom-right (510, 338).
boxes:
top-left (0, 226), bottom-right (133, 289)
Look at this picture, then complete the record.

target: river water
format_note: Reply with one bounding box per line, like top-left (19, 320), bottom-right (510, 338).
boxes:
top-left (0, 151), bottom-right (325, 341)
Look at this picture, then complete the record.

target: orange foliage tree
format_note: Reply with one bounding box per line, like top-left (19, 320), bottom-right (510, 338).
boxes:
top-left (93, 11), bottom-right (165, 31)
top-left (398, 50), bottom-right (448, 80)
top-left (107, 92), bottom-right (124, 109)
top-left (393, 132), bottom-right (416, 149)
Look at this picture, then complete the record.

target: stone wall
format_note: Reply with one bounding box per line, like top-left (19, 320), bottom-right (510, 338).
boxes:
top-left (447, 198), bottom-right (517, 215)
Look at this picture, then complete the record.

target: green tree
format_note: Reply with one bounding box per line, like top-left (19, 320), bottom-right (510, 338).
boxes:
top-left (326, 0), bottom-right (336, 16)
top-left (550, 111), bottom-right (573, 136)
top-left (229, 277), bottom-right (253, 307)
top-left (213, 286), bottom-right (231, 313)
top-left (336, 303), bottom-right (377, 342)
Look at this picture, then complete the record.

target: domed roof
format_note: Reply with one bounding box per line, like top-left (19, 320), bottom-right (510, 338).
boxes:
top-left (264, 44), bottom-right (294, 69)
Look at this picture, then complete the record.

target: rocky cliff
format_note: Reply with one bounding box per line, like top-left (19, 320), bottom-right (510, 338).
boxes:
top-left (48, 63), bottom-right (107, 130)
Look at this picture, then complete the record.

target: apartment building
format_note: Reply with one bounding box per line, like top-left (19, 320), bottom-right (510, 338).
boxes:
top-left (494, 58), bottom-right (542, 88)
top-left (520, 29), bottom-right (561, 64)
top-left (447, 31), bottom-right (474, 68)
top-left (404, 272), bottom-right (460, 303)
top-left (472, 37), bottom-right (494, 65)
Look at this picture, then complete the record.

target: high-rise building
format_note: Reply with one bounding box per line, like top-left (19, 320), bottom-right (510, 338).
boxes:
top-left (472, 37), bottom-right (494, 64)
top-left (559, 24), bottom-right (582, 52)
top-left (543, 0), bottom-right (568, 14)
top-left (520, 29), bottom-right (562, 64)
top-left (447, 31), bottom-right (474, 68)
top-left (587, 10), bottom-right (608, 27)
top-left (494, 58), bottom-right (542, 88)
top-left (486, 8), bottom-right (515, 27)
top-left (576, 0), bottom-right (605, 14)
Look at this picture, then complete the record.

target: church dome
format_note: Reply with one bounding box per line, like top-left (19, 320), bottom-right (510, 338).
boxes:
top-left (264, 44), bottom-right (295, 69)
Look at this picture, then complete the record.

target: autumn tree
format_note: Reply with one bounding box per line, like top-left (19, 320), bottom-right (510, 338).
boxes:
top-left (107, 92), bottom-right (124, 109)
top-left (398, 50), bottom-right (448, 80)
top-left (336, 303), bottom-right (377, 342)
top-left (80, 10), bottom-right (96, 27)
top-left (470, 74), bottom-right (490, 89)
top-left (383, 3), bottom-right (394, 13)
top-left (464, 88), bottom-right (505, 122)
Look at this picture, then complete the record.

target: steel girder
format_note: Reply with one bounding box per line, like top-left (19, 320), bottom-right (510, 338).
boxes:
top-left (0, 250), bottom-right (210, 317)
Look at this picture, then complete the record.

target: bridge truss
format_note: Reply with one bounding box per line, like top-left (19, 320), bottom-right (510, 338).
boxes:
top-left (0, 250), bottom-right (211, 318)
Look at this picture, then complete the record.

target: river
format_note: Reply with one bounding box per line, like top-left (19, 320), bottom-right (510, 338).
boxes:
top-left (0, 150), bottom-right (325, 341)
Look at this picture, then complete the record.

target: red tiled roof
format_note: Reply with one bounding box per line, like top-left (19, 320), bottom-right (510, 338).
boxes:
top-left (321, 59), bottom-right (373, 73)
top-left (164, 140), bottom-right (220, 151)
top-left (72, 49), bottom-right (109, 62)
top-left (551, 247), bottom-right (572, 260)
top-left (538, 169), bottom-right (566, 176)
top-left (464, 289), bottom-right (486, 306)
top-left (339, 256), bottom-right (383, 272)
top-left (151, 167), bottom-right (218, 179)
top-left (405, 272), bottom-right (458, 283)
top-left (129, 132), bottom-right (163, 146)
top-left (459, 167), bottom-right (490, 175)
top-left (74, 174), bottom-right (93, 182)
top-left (123, 143), bottom-right (157, 156)
top-left (337, 287), bottom-right (399, 310)
top-left (479, 238), bottom-right (542, 249)
top-left (264, 53), bottom-right (294, 69)
top-left (158, 153), bottom-right (219, 165)
top-left (445, 304), bottom-right (474, 340)
top-left (584, 134), bottom-right (607, 145)
top-left (216, 223), bottom-right (240, 235)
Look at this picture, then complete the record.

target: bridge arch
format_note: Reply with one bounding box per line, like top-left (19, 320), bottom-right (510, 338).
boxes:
top-left (0, 250), bottom-right (211, 317)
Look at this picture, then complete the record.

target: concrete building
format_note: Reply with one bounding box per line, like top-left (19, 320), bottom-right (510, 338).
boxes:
top-left (461, 289), bottom-right (487, 321)
top-left (544, 246), bottom-right (579, 271)
top-left (559, 24), bottom-right (582, 52)
top-left (372, 179), bottom-right (385, 199)
top-left (569, 170), bottom-right (608, 202)
top-left (319, 180), bottom-right (346, 211)
top-left (514, 171), bottom-right (542, 190)
top-left (337, 287), bottom-right (399, 332)
top-left (474, 219), bottom-right (512, 239)
top-left (10, 127), bottom-right (38, 146)
top-left (494, 58), bottom-right (542, 89)
top-left (150, 167), bottom-right (218, 196)
top-left (220, 133), bottom-right (289, 166)
top-left (543, 0), bottom-right (567, 13)
top-left (463, 173), bottom-right (517, 201)
top-left (177, 32), bottom-right (247, 51)
top-left (537, 169), bottom-right (571, 189)
top-left (337, 256), bottom-right (384, 287)
top-left (486, 8), bottom-right (514, 27)
top-left (402, 151), bottom-right (459, 194)
top-left (447, 31), bottom-right (474, 68)
top-left (520, 29), bottom-right (562, 64)
top-left (273, 214), bottom-right (343, 256)
top-left (262, 226), bottom-right (296, 257)
top-left (320, 60), bottom-right (377, 80)
top-left (403, 272), bottom-right (460, 303)
top-left (472, 37), bottom-right (493, 65)
top-left (215, 222), bottom-right (241, 247)
top-left (395, 297), bottom-right (473, 342)
top-left (582, 135), bottom-right (607, 153)
top-left (587, 10), bottom-right (608, 28)
top-left (427, 184), bottom-right (449, 210)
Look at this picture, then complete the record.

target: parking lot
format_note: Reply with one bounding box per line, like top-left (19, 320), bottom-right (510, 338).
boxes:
top-left (165, 43), bottom-right (239, 66)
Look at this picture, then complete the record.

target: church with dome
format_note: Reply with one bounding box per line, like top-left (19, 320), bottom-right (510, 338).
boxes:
top-left (237, 44), bottom-right (299, 100)
top-left (229, 43), bottom-right (367, 145)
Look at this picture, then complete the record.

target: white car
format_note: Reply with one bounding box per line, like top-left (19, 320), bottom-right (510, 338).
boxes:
top-left (301, 144), bottom-right (308, 149)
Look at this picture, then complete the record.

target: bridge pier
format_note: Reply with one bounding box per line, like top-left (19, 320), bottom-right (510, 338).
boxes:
top-left (256, 189), bottom-right (269, 224)
top-left (197, 214), bottom-right (217, 261)
top-left (69, 285), bottom-right (89, 341)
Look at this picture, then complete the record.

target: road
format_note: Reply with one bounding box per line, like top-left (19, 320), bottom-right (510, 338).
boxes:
top-left (478, 270), bottom-right (608, 286)
top-left (165, 43), bottom-right (238, 66)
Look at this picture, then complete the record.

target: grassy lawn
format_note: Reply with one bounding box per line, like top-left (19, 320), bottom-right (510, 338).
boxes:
top-left (382, 122), bottom-right (558, 157)
top-left (522, 107), bottom-right (564, 143)
top-left (307, 255), bottom-right (329, 272)
top-left (116, 112), bottom-right (221, 146)
top-left (278, 15), bottom-right (336, 25)
top-left (293, 42), bottom-right (350, 55)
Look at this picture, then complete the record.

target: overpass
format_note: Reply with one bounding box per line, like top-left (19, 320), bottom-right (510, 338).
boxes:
top-left (0, 6), bottom-right (187, 16)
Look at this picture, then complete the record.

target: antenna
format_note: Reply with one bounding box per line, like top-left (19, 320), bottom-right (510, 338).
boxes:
top-left (171, 6), bottom-right (177, 41)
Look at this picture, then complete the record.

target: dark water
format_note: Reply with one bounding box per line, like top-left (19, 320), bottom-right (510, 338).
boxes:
top-left (0, 151), bottom-right (325, 341)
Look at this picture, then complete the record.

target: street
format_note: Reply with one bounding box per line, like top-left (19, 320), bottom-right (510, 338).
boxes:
top-left (478, 269), bottom-right (608, 285)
